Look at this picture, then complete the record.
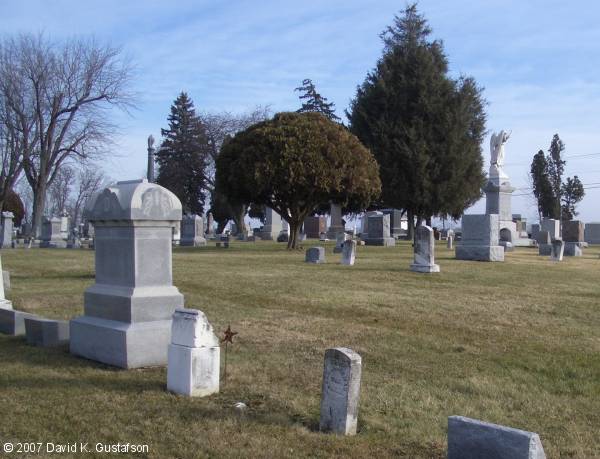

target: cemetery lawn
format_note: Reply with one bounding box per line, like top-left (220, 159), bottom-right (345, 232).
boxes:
top-left (1, 242), bottom-right (599, 459)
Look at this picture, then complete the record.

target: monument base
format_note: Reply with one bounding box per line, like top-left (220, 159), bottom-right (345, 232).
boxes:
top-left (410, 263), bottom-right (440, 273)
top-left (363, 237), bottom-right (395, 247)
top-left (326, 225), bottom-right (345, 239)
top-left (538, 244), bottom-right (552, 256)
top-left (70, 316), bottom-right (172, 368)
top-left (0, 306), bottom-right (37, 336)
top-left (564, 242), bottom-right (583, 257)
top-left (40, 240), bottom-right (68, 248)
top-left (180, 237), bottom-right (207, 247)
top-left (456, 245), bottom-right (504, 262)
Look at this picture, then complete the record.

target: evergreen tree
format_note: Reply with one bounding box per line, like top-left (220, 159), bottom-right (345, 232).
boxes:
top-left (530, 150), bottom-right (554, 219)
top-left (346, 4), bottom-right (486, 237)
top-left (561, 176), bottom-right (585, 220)
top-left (547, 134), bottom-right (566, 219)
top-left (295, 79), bottom-right (341, 122)
top-left (156, 92), bottom-right (209, 215)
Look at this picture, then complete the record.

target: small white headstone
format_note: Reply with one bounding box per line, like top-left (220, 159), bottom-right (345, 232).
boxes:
top-left (319, 347), bottom-right (362, 435)
top-left (341, 240), bottom-right (356, 266)
top-left (410, 225), bottom-right (440, 273)
top-left (167, 308), bottom-right (220, 397)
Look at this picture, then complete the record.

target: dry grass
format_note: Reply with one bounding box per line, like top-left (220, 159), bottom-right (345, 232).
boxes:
top-left (0, 241), bottom-right (599, 458)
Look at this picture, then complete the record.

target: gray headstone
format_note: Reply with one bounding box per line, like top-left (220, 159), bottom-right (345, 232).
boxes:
top-left (531, 223), bottom-right (540, 241)
top-left (0, 308), bottom-right (37, 335)
top-left (456, 214), bottom-right (504, 262)
top-left (180, 214), bottom-right (207, 247)
top-left (584, 222), bottom-right (600, 244)
top-left (562, 220), bottom-right (584, 242)
top-left (259, 207), bottom-right (282, 240)
top-left (333, 232), bottom-right (350, 253)
top-left (448, 416), bottom-right (546, 459)
top-left (541, 218), bottom-right (560, 240)
top-left (563, 242), bottom-right (582, 257)
top-left (167, 308), bottom-right (220, 397)
top-left (327, 203), bottom-right (344, 238)
top-left (537, 230), bottom-right (551, 245)
top-left (305, 247), bottom-right (325, 264)
top-left (410, 225), bottom-right (440, 273)
top-left (70, 179), bottom-right (184, 369)
top-left (319, 347), bottom-right (362, 436)
top-left (363, 214), bottom-right (395, 246)
top-left (0, 212), bottom-right (14, 249)
top-left (550, 239), bottom-right (564, 262)
top-left (447, 235), bottom-right (453, 249)
top-left (341, 239), bottom-right (356, 266)
top-left (40, 217), bottom-right (67, 248)
top-left (25, 317), bottom-right (70, 347)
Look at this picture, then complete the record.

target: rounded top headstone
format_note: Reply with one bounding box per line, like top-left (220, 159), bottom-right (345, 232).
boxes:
top-left (85, 179), bottom-right (182, 222)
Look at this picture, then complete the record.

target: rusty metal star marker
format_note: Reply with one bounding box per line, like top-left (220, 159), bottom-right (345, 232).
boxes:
top-left (221, 325), bottom-right (238, 344)
top-left (221, 324), bottom-right (238, 383)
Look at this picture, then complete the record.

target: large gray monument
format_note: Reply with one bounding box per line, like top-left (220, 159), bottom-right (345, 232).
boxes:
top-left (70, 179), bottom-right (184, 368)
top-left (40, 217), bottom-right (67, 248)
top-left (326, 203), bottom-right (344, 238)
top-left (456, 214), bottom-right (504, 262)
top-left (362, 214), bottom-right (395, 246)
top-left (259, 207), bottom-right (282, 241)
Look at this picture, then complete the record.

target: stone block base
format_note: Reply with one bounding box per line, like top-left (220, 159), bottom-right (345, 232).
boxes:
top-left (70, 316), bottom-right (172, 368)
top-left (363, 237), bottom-right (396, 247)
top-left (0, 306), bottom-right (38, 335)
top-left (456, 245), bottom-right (504, 262)
top-left (513, 238), bottom-right (536, 247)
top-left (410, 263), bottom-right (440, 273)
top-left (499, 241), bottom-right (514, 252)
top-left (40, 240), bottom-right (68, 248)
top-left (538, 244), bottom-right (552, 256)
top-left (167, 344), bottom-right (220, 397)
top-left (25, 317), bottom-right (70, 347)
top-left (564, 242), bottom-right (582, 257)
top-left (180, 238), bottom-right (207, 247)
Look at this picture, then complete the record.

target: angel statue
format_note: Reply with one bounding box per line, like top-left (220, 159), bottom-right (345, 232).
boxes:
top-left (490, 130), bottom-right (510, 168)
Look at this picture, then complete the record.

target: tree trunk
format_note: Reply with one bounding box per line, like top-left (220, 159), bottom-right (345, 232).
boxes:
top-left (288, 219), bottom-right (302, 250)
top-left (232, 206), bottom-right (246, 236)
top-left (31, 181), bottom-right (47, 239)
top-left (407, 210), bottom-right (414, 241)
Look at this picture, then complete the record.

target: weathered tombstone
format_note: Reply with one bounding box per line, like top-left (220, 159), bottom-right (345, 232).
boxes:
top-left (341, 239), bottom-right (356, 266)
top-left (259, 207), bottom-right (282, 240)
top-left (180, 214), bottom-right (207, 247)
top-left (584, 222), bottom-right (600, 244)
top-left (333, 232), bottom-right (350, 253)
top-left (537, 231), bottom-right (552, 255)
top-left (564, 242), bottom-right (582, 257)
top-left (59, 213), bottom-right (70, 240)
top-left (360, 211), bottom-right (382, 240)
top-left (410, 225), bottom-right (440, 273)
top-left (304, 216), bottom-right (327, 239)
top-left (319, 347), bottom-right (362, 436)
top-left (447, 235), bottom-right (454, 249)
top-left (327, 203), bottom-right (345, 238)
top-left (305, 247), bottom-right (325, 264)
top-left (541, 218), bottom-right (560, 240)
top-left (0, 212), bottom-right (14, 249)
top-left (40, 217), bottom-right (67, 248)
top-left (456, 214), bottom-right (504, 262)
top-left (448, 416), bottom-right (546, 459)
top-left (70, 179), bottom-right (184, 368)
top-left (167, 308), bottom-right (220, 397)
top-left (25, 317), bottom-right (70, 347)
top-left (550, 238), bottom-right (564, 262)
top-left (382, 209), bottom-right (404, 238)
top-left (206, 212), bottom-right (215, 238)
top-left (562, 220), bottom-right (584, 243)
top-left (363, 214), bottom-right (395, 246)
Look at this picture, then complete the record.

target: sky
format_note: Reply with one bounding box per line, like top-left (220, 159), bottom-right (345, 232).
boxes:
top-left (2, 0), bottom-right (600, 223)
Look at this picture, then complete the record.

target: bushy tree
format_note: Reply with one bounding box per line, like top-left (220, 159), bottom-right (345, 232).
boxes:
top-left (346, 4), bottom-right (486, 238)
top-left (295, 79), bottom-right (340, 122)
top-left (561, 176), bottom-right (585, 220)
top-left (156, 92), bottom-right (210, 214)
top-left (216, 112), bottom-right (381, 249)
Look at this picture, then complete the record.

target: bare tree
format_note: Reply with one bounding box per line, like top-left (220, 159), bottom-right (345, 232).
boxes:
top-left (70, 165), bottom-right (106, 228)
top-left (199, 105), bottom-right (271, 233)
top-left (47, 165), bottom-right (75, 216)
top-left (0, 33), bottom-right (134, 237)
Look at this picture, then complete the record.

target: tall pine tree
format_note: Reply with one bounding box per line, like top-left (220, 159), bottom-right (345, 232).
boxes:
top-left (530, 150), bottom-right (554, 220)
top-left (346, 4), bottom-right (486, 237)
top-left (156, 92), bottom-right (209, 214)
top-left (295, 79), bottom-right (341, 122)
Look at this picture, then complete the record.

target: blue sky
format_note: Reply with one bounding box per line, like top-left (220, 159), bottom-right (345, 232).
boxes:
top-left (2, 0), bottom-right (600, 222)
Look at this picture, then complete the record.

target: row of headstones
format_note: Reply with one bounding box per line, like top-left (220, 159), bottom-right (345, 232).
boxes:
top-left (306, 226), bottom-right (443, 272)
top-left (167, 309), bottom-right (546, 457)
